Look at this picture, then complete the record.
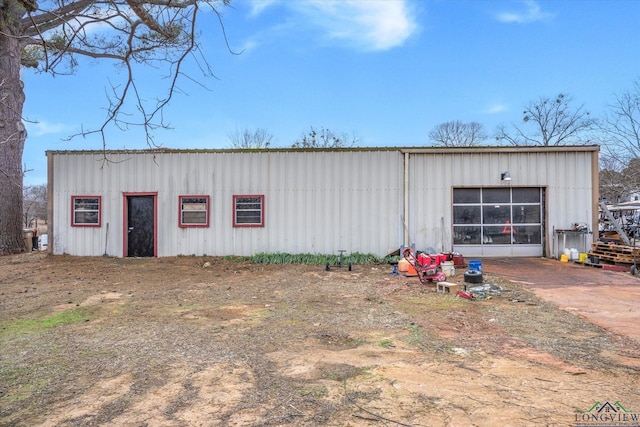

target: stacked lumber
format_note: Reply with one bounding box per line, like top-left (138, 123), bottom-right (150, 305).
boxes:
top-left (589, 242), bottom-right (639, 265)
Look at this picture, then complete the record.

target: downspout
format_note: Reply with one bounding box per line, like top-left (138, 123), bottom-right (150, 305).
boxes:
top-left (46, 152), bottom-right (54, 254)
top-left (404, 151), bottom-right (410, 247)
top-left (591, 147), bottom-right (600, 247)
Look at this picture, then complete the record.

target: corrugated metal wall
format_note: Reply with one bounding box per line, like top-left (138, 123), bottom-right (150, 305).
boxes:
top-left (50, 150), bottom-right (405, 257)
top-left (407, 149), bottom-right (595, 256)
top-left (49, 147), bottom-right (597, 258)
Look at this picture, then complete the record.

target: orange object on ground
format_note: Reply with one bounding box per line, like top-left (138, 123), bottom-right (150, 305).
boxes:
top-left (406, 263), bottom-right (418, 276)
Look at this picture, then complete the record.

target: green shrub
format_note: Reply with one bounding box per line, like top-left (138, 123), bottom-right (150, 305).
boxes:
top-left (251, 252), bottom-right (380, 265)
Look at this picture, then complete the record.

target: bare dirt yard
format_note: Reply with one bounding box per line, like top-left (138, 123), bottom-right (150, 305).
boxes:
top-left (1, 252), bottom-right (640, 427)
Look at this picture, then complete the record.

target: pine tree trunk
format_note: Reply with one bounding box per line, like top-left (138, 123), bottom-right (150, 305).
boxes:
top-left (0, 0), bottom-right (27, 254)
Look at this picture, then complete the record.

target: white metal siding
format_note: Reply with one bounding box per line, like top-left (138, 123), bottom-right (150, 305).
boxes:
top-left (51, 150), bottom-right (404, 257)
top-left (408, 150), bottom-right (594, 257)
top-left (49, 147), bottom-right (596, 258)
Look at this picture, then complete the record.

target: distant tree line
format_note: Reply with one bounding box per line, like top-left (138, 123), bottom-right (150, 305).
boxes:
top-left (23, 184), bottom-right (47, 228)
top-left (228, 126), bottom-right (359, 149)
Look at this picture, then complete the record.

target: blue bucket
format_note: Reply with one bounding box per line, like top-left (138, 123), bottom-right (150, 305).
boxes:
top-left (468, 259), bottom-right (482, 272)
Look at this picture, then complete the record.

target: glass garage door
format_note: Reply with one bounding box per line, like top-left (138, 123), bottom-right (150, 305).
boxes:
top-left (452, 187), bottom-right (544, 257)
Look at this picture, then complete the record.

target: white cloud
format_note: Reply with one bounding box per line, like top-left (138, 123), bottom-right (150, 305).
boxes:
top-left (236, 38), bottom-right (258, 54)
top-left (25, 120), bottom-right (71, 137)
top-left (289, 0), bottom-right (418, 51)
top-left (248, 0), bottom-right (279, 17)
top-left (495, 0), bottom-right (554, 24)
top-left (482, 103), bottom-right (509, 114)
top-left (239, 0), bottom-right (418, 53)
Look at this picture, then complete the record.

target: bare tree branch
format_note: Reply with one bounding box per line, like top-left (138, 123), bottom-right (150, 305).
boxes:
top-left (23, 183), bottom-right (48, 227)
top-left (428, 121), bottom-right (487, 147)
top-left (495, 93), bottom-right (595, 146)
top-left (292, 126), bottom-right (361, 149)
top-left (228, 127), bottom-right (274, 149)
top-left (1, 0), bottom-right (233, 253)
top-left (598, 78), bottom-right (640, 161)
top-left (19, 0), bottom-right (232, 149)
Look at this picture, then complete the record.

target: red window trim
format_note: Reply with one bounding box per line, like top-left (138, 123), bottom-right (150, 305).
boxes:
top-left (233, 194), bottom-right (265, 228)
top-left (178, 195), bottom-right (210, 228)
top-left (71, 195), bottom-right (102, 227)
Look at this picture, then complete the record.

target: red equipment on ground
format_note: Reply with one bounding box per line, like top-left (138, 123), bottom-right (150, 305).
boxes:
top-left (402, 248), bottom-right (447, 284)
top-left (455, 290), bottom-right (476, 300)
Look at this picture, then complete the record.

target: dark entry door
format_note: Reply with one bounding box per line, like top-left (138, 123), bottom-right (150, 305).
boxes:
top-left (127, 196), bottom-right (155, 257)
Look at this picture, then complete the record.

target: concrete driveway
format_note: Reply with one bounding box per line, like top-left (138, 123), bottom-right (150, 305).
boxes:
top-left (480, 257), bottom-right (640, 342)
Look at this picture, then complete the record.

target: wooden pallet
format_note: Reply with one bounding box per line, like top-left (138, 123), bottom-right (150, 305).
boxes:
top-left (582, 261), bottom-right (631, 271)
top-left (588, 242), bottom-right (639, 265)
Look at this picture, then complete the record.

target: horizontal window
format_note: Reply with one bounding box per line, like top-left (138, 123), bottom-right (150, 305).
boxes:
top-left (179, 195), bottom-right (210, 228)
top-left (482, 188), bottom-right (510, 204)
top-left (483, 205), bottom-right (511, 225)
top-left (513, 188), bottom-right (541, 203)
top-left (71, 196), bottom-right (101, 227)
top-left (512, 205), bottom-right (541, 224)
top-left (453, 226), bottom-right (481, 245)
top-left (453, 188), bottom-right (480, 204)
top-left (453, 206), bottom-right (481, 224)
top-left (233, 195), bottom-right (264, 227)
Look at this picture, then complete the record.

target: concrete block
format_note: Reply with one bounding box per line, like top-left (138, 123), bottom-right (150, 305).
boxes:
top-left (437, 282), bottom-right (461, 294)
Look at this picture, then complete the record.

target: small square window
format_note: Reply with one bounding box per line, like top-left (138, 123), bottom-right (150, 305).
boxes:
top-left (233, 195), bottom-right (264, 227)
top-left (179, 195), bottom-right (210, 227)
top-left (71, 196), bottom-right (102, 227)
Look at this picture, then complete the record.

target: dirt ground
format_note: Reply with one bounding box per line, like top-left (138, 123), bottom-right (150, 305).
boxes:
top-left (1, 252), bottom-right (640, 427)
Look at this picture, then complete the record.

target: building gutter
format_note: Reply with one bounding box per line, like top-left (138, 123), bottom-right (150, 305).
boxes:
top-left (404, 151), bottom-right (410, 247)
top-left (46, 152), bottom-right (54, 254)
top-left (400, 145), bottom-right (599, 155)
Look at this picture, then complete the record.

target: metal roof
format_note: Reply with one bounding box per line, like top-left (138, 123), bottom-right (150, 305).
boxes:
top-left (46, 145), bottom-right (600, 155)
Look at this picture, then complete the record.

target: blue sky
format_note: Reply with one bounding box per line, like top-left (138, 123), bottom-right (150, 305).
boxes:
top-left (22, 0), bottom-right (640, 185)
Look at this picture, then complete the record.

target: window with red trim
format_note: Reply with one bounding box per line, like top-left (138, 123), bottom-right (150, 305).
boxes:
top-left (179, 195), bottom-right (210, 227)
top-left (233, 195), bottom-right (264, 227)
top-left (71, 196), bottom-right (102, 227)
